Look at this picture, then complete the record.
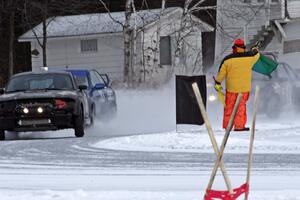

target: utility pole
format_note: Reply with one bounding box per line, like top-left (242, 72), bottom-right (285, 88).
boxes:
top-left (8, 10), bottom-right (15, 77)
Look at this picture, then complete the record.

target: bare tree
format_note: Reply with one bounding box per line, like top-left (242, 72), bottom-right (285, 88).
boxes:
top-left (168, 0), bottom-right (215, 76)
top-left (99, 0), bottom-right (138, 87)
top-left (19, 0), bottom-right (215, 87)
top-left (98, 0), bottom-right (135, 86)
top-left (215, 0), bottom-right (271, 61)
top-left (8, 6), bottom-right (15, 77)
top-left (126, 0), bottom-right (215, 85)
top-left (23, 0), bottom-right (56, 68)
top-left (23, 0), bottom-right (94, 68)
top-left (124, 0), bottom-right (133, 85)
top-left (1, 0), bottom-right (21, 78)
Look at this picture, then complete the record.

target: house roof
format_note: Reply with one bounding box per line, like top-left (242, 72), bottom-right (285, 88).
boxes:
top-left (19, 7), bottom-right (213, 41)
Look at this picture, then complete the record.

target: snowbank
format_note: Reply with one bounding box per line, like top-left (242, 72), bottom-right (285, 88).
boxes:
top-left (1, 190), bottom-right (300, 200)
top-left (89, 79), bottom-right (300, 154)
top-left (92, 130), bottom-right (300, 154)
top-left (92, 116), bottom-right (300, 154)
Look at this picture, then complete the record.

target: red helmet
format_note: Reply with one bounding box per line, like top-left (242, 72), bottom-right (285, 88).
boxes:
top-left (233, 39), bottom-right (246, 49)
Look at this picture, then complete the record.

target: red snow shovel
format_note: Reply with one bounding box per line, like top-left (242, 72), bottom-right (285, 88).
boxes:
top-left (205, 183), bottom-right (249, 200)
top-left (192, 83), bottom-right (260, 200)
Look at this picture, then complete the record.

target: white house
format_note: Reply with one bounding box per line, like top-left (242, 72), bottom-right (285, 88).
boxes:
top-left (215, 0), bottom-right (282, 61)
top-left (18, 7), bottom-right (213, 84)
top-left (265, 0), bottom-right (300, 54)
top-left (215, 0), bottom-right (300, 61)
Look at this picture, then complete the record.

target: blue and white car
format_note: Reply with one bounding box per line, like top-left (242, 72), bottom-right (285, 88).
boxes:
top-left (67, 69), bottom-right (117, 122)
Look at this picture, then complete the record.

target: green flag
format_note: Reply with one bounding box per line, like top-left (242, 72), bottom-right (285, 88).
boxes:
top-left (252, 54), bottom-right (278, 78)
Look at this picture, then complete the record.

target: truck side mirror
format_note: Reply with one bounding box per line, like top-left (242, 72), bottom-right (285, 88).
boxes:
top-left (0, 88), bottom-right (5, 95)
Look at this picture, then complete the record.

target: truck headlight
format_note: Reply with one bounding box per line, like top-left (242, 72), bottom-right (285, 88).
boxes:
top-left (37, 107), bottom-right (44, 113)
top-left (23, 107), bottom-right (29, 114)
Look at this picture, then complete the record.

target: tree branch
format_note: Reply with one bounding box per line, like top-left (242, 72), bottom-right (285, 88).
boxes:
top-left (98, 0), bottom-right (124, 27)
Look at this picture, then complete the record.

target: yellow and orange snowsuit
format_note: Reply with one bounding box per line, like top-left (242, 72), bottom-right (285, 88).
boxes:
top-left (215, 50), bottom-right (260, 129)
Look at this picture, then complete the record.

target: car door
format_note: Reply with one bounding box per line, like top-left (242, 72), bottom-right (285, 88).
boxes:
top-left (95, 71), bottom-right (116, 104)
top-left (69, 71), bottom-right (91, 119)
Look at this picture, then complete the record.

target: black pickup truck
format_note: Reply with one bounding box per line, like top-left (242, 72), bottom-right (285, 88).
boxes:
top-left (0, 71), bottom-right (91, 140)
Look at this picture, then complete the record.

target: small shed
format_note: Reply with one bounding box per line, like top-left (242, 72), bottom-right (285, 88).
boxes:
top-left (19, 7), bottom-right (213, 83)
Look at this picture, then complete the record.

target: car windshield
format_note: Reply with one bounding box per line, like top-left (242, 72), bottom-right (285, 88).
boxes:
top-left (6, 73), bottom-right (74, 92)
top-left (70, 72), bottom-right (89, 88)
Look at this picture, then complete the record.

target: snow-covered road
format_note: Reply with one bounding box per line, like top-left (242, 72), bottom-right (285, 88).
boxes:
top-left (1, 88), bottom-right (300, 199)
top-left (1, 124), bottom-right (300, 199)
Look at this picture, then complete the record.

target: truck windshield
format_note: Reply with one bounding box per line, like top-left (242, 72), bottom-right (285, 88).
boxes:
top-left (6, 73), bottom-right (74, 92)
top-left (68, 71), bottom-right (89, 88)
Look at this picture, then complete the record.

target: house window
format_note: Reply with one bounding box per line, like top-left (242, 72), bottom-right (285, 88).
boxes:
top-left (80, 39), bottom-right (98, 52)
top-left (244, 0), bottom-right (251, 3)
top-left (271, 0), bottom-right (279, 3)
top-left (160, 36), bottom-right (171, 65)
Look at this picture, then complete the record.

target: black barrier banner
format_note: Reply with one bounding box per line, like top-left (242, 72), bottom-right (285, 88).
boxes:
top-left (176, 75), bottom-right (206, 125)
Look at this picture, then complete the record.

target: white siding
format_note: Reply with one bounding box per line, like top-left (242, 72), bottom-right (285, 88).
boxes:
top-left (283, 20), bottom-right (300, 53)
top-left (27, 8), bottom-right (211, 85)
top-left (139, 21), bottom-right (174, 83)
top-left (216, 0), bottom-right (282, 61)
top-left (284, 20), bottom-right (300, 41)
top-left (31, 34), bottom-right (124, 81)
top-left (264, 20), bottom-right (300, 54)
top-left (142, 15), bottom-right (204, 79)
top-left (287, 0), bottom-right (300, 18)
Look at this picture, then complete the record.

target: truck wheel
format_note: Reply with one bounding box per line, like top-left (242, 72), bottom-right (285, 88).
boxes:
top-left (74, 107), bottom-right (85, 137)
top-left (0, 130), bottom-right (5, 141)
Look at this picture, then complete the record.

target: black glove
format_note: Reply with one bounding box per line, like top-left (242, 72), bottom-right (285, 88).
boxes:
top-left (251, 41), bottom-right (260, 53)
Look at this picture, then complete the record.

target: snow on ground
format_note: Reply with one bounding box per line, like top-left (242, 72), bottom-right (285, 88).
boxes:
top-left (1, 169), bottom-right (300, 199)
top-left (92, 126), bottom-right (300, 154)
top-left (2, 70), bottom-right (300, 199)
top-left (92, 88), bottom-right (300, 154)
top-left (1, 190), bottom-right (300, 200)
top-left (1, 171), bottom-right (300, 199)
